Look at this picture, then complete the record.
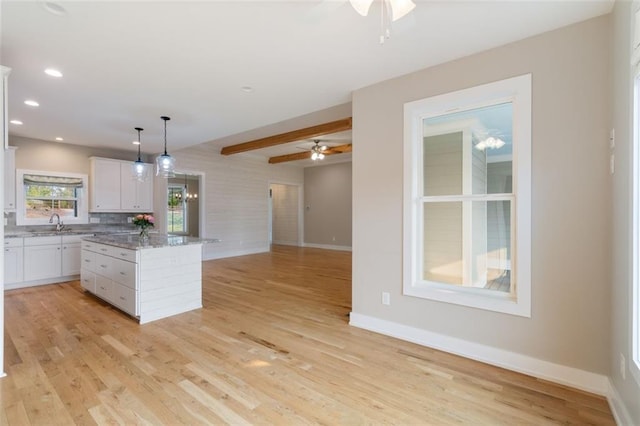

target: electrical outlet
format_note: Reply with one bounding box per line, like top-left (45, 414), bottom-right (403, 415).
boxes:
top-left (90, 217), bottom-right (100, 224)
top-left (382, 292), bottom-right (390, 305)
top-left (620, 353), bottom-right (626, 380)
top-left (127, 217), bottom-right (133, 223)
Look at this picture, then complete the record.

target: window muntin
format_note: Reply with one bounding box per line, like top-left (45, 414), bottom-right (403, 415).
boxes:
top-left (16, 170), bottom-right (88, 225)
top-left (403, 74), bottom-right (531, 317)
top-left (167, 185), bottom-right (187, 233)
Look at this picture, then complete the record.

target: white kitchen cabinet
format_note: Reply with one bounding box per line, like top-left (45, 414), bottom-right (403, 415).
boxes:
top-left (120, 163), bottom-right (153, 211)
top-left (90, 157), bottom-right (121, 211)
top-left (23, 236), bottom-right (62, 281)
top-left (62, 235), bottom-right (84, 276)
top-left (4, 146), bottom-right (16, 210)
top-left (90, 157), bottom-right (153, 213)
top-left (2, 66), bottom-right (10, 149)
top-left (81, 241), bottom-right (139, 316)
top-left (4, 238), bottom-right (23, 285)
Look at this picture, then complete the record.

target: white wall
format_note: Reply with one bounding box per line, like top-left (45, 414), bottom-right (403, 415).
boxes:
top-left (169, 143), bottom-right (304, 260)
top-left (610, 1), bottom-right (640, 423)
top-left (351, 14), bottom-right (611, 389)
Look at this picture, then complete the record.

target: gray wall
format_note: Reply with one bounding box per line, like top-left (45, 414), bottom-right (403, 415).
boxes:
top-left (352, 15), bottom-right (611, 374)
top-left (611, 1), bottom-right (640, 423)
top-left (9, 135), bottom-right (150, 173)
top-left (303, 161), bottom-right (352, 248)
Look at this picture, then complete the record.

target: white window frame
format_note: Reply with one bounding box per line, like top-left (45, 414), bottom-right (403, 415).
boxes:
top-left (631, 67), bottom-right (640, 385)
top-left (167, 184), bottom-right (188, 234)
top-left (403, 74), bottom-right (532, 317)
top-left (16, 169), bottom-right (89, 226)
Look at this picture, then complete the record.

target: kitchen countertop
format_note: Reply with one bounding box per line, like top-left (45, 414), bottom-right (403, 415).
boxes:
top-left (82, 233), bottom-right (219, 250)
top-left (5, 230), bottom-right (100, 238)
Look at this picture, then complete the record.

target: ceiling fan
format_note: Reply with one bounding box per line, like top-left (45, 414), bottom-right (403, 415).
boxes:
top-left (310, 140), bottom-right (328, 161)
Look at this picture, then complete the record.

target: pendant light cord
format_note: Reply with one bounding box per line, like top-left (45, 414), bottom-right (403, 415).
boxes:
top-left (135, 127), bottom-right (143, 161)
top-left (161, 116), bottom-right (170, 156)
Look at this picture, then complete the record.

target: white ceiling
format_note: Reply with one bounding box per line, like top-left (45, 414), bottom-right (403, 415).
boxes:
top-left (1, 0), bottom-right (613, 165)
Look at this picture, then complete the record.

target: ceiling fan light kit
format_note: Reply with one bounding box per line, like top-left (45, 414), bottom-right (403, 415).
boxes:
top-left (311, 140), bottom-right (327, 161)
top-left (349, 0), bottom-right (416, 44)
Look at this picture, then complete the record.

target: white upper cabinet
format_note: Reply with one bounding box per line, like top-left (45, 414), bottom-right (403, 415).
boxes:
top-left (90, 157), bottom-right (153, 213)
top-left (4, 146), bottom-right (16, 210)
top-left (120, 163), bottom-right (153, 211)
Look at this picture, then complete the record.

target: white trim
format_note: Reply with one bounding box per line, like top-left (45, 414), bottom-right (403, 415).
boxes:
top-left (4, 275), bottom-right (79, 290)
top-left (349, 312), bottom-right (609, 396)
top-left (607, 379), bottom-right (634, 426)
top-left (16, 169), bottom-right (89, 226)
top-left (632, 68), bottom-right (640, 387)
top-left (302, 242), bottom-right (352, 252)
top-left (403, 74), bottom-right (531, 317)
top-left (272, 240), bottom-right (300, 247)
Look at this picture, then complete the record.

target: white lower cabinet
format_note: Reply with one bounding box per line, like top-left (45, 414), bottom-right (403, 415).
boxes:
top-left (81, 242), bottom-right (139, 317)
top-left (6, 234), bottom-right (95, 289)
top-left (24, 237), bottom-right (62, 281)
top-left (4, 238), bottom-right (23, 284)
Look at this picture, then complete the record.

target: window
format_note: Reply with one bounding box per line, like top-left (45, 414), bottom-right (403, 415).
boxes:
top-left (16, 169), bottom-right (88, 226)
top-left (167, 184), bottom-right (187, 233)
top-left (633, 70), bottom-right (640, 382)
top-left (403, 74), bottom-right (531, 317)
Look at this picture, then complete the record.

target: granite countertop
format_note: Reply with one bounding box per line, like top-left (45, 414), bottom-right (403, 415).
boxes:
top-left (5, 230), bottom-right (100, 238)
top-left (81, 233), bottom-right (219, 250)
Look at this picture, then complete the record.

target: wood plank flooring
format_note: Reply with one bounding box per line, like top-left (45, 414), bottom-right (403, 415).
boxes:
top-left (2, 245), bottom-right (614, 425)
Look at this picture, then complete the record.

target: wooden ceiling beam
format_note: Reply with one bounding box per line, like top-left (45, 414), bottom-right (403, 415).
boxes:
top-left (221, 118), bottom-right (352, 155)
top-left (268, 143), bottom-right (352, 164)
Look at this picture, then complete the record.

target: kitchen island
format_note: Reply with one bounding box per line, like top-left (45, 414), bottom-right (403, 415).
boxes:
top-left (81, 233), bottom-right (213, 324)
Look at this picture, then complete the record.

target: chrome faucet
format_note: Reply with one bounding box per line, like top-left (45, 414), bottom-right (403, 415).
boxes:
top-left (49, 213), bottom-right (64, 232)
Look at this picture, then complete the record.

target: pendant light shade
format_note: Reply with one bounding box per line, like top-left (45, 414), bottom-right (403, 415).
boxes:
top-left (132, 127), bottom-right (149, 182)
top-left (156, 116), bottom-right (176, 178)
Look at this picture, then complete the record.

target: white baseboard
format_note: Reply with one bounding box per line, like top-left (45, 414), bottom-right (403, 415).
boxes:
top-left (349, 312), bottom-right (609, 396)
top-left (302, 242), bottom-right (352, 252)
top-left (607, 379), bottom-right (634, 426)
top-left (272, 240), bottom-right (299, 247)
top-left (5, 275), bottom-right (79, 290)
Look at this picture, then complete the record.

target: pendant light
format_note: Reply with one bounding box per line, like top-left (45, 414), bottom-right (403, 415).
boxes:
top-left (156, 115), bottom-right (176, 178)
top-left (132, 127), bottom-right (149, 181)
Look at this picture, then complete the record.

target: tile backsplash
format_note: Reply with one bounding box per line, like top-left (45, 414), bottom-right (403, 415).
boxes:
top-left (4, 212), bottom-right (139, 234)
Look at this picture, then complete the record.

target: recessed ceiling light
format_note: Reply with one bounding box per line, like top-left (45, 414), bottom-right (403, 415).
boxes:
top-left (132, 141), bottom-right (140, 145)
top-left (45, 68), bottom-right (63, 78)
top-left (24, 100), bottom-right (39, 107)
top-left (55, 137), bottom-right (64, 141)
top-left (41, 2), bottom-right (67, 16)
top-left (241, 86), bottom-right (254, 93)
top-left (9, 120), bottom-right (23, 125)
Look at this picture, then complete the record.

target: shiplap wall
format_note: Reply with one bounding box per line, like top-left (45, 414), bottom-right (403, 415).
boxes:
top-left (168, 143), bottom-right (304, 260)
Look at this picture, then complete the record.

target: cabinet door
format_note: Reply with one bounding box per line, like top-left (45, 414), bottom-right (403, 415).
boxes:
top-left (62, 243), bottom-right (82, 276)
top-left (4, 146), bottom-right (16, 210)
top-left (95, 274), bottom-right (112, 302)
top-left (4, 246), bottom-right (23, 285)
top-left (80, 270), bottom-right (96, 292)
top-left (24, 244), bottom-right (62, 281)
top-left (120, 163), bottom-right (153, 211)
top-left (112, 282), bottom-right (137, 315)
top-left (91, 158), bottom-right (121, 211)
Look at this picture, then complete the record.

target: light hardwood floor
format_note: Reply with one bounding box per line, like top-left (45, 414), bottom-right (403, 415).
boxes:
top-left (2, 245), bottom-right (614, 425)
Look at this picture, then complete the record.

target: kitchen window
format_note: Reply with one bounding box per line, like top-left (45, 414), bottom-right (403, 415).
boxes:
top-left (168, 184), bottom-right (187, 233)
top-left (403, 74), bottom-right (531, 317)
top-left (16, 169), bottom-right (89, 225)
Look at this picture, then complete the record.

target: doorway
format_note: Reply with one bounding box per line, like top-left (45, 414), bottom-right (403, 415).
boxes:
top-left (269, 182), bottom-right (303, 246)
top-left (167, 172), bottom-right (204, 237)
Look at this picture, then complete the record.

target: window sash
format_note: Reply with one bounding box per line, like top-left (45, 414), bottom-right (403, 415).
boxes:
top-left (403, 74), bottom-right (531, 317)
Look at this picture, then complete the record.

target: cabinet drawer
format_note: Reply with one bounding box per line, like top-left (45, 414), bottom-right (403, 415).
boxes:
top-left (4, 238), bottom-right (23, 247)
top-left (107, 246), bottom-right (137, 262)
top-left (81, 249), bottom-right (96, 273)
top-left (94, 253), bottom-right (112, 278)
top-left (80, 270), bottom-right (96, 292)
top-left (95, 274), bottom-right (112, 301)
top-left (24, 236), bottom-right (61, 246)
top-left (112, 282), bottom-right (137, 316)
top-left (81, 241), bottom-right (97, 252)
top-left (94, 244), bottom-right (111, 256)
top-left (111, 258), bottom-right (136, 289)
top-left (63, 234), bottom-right (93, 244)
